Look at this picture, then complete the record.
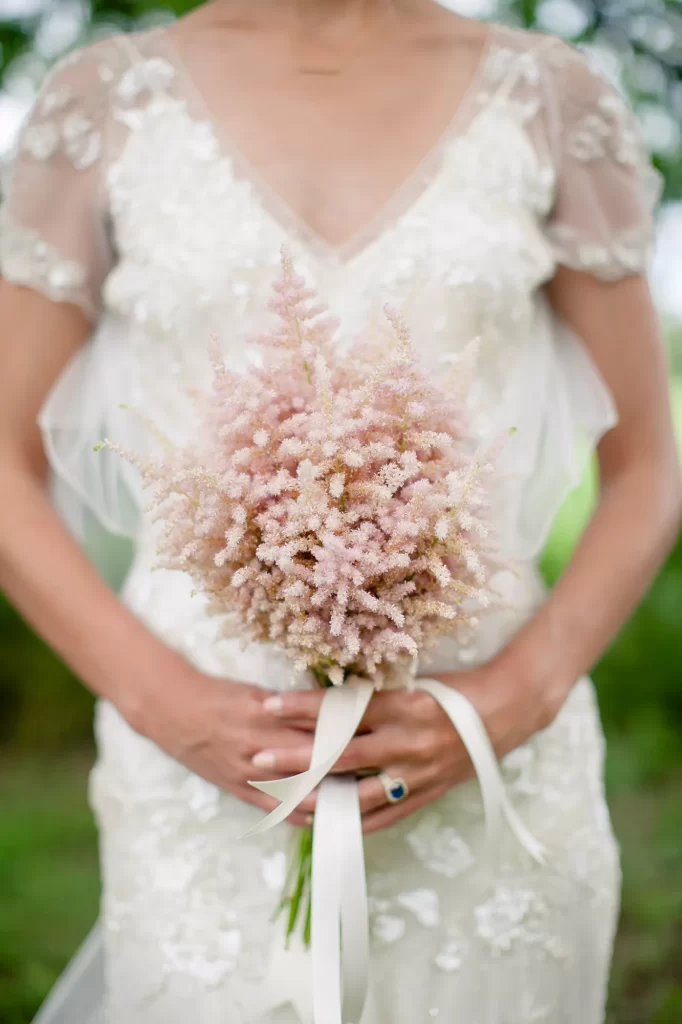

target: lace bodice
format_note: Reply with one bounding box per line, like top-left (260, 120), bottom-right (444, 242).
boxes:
top-left (0, 22), bottom-right (661, 557)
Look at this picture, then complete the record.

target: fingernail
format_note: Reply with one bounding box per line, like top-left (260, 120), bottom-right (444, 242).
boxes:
top-left (306, 814), bottom-right (314, 825)
top-left (252, 751), bottom-right (276, 769)
top-left (264, 695), bottom-right (284, 713)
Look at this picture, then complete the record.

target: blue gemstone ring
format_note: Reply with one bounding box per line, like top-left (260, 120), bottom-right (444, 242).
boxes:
top-left (379, 772), bottom-right (409, 804)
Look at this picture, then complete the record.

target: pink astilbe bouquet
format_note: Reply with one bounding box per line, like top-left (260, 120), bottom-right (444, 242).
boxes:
top-left (101, 249), bottom-right (504, 942)
top-left (108, 250), bottom-right (501, 690)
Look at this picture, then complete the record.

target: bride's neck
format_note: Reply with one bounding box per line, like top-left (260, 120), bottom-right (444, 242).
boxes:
top-left (206, 0), bottom-right (432, 28)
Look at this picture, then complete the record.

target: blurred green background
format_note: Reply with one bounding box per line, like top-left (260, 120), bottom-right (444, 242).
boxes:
top-left (1, 1), bottom-right (681, 1022)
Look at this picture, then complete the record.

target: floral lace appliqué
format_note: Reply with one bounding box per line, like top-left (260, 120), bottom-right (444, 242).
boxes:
top-left (567, 92), bottom-right (641, 167)
top-left (21, 122), bottom-right (60, 161)
top-left (405, 812), bottom-right (476, 878)
top-left (116, 57), bottom-right (176, 103)
top-left (0, 208), bottom-right (93, 316)
top-left (18, 55), bottom-right (112, 172)
top-left (475, 885), bottom-right (567, 959)
top-left (547, 221), bottom-right (657, 281)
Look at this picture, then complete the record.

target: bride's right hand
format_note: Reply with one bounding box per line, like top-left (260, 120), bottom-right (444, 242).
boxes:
top-left (127, 655), bottom-right (316, 827)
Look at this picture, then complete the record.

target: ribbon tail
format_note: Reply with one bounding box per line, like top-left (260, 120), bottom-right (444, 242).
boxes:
top-left (338, 777), bottom-right (369, 1024)
top-left (415, 678), bottom-right (504, 849)
top-left (416, 678), bottom-right (547, 866)
top-left (500, 794), bottom-right (548, 866)
top-left (312, 775), bottom-right (369, 1024)
top-left (312, 778), bottom-right (343, 1024)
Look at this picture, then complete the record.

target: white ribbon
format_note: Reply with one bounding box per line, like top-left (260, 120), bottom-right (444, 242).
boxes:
top-left (312, 776), bottom-right (368, 1024)
top-left (245, 677), bottom-right (546, 1024)
top-left (243, 681), bottom-right (375, 837)
top-left (416, 678), bottom-right (547, 867)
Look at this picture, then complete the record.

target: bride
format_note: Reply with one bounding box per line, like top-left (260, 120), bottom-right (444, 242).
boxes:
top-left (0, 1), bottom-right (680, 1022)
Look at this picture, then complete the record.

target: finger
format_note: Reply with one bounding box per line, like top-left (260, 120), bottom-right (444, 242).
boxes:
top-left (332, 730), bottom-right (402, 773)
top-left (261, 685), bottom-right (453, 731)
top-left (287, 809), bottom-right (315, 828)
top-left (241, 724), bottom-right (319, 760)
top-left (247, 715), bottom-right (447, 783)
top-left (262, 690), bottom-right (325, 722)
top-left (338, 722), bottom-right (453, 773)
top-left (249, 743), bottom-right (314, 777)
top-left (358, 688), bottom-right (437, 729)
top-left (248, 726), bottom-right (402, 778)
top-left (356, 774), bottom-right (392, 814)
top-left (356, 766), bottom-right (431, 815)
top-left (288, 718), bottom-right (318, 733)
top-left (260, 688), bottom-right (410, 726)
top-left (362, 781), bottom-right (449, 835)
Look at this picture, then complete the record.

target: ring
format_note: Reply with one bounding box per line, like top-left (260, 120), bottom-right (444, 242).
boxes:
top-left (378, 772), bottom-right (409, 804)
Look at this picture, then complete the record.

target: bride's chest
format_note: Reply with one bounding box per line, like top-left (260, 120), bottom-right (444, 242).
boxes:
top-left (103, 98), bottom-right (557, 350)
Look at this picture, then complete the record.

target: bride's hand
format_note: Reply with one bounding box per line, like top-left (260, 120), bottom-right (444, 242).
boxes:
top-left (353, 662), bottom-right (565, 834)
top-left (127, 655), bottom-right (316, 827)
top-left (261, 657), bottom-right (568, 834)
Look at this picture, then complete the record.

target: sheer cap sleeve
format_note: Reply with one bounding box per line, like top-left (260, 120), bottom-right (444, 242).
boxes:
top-left (0, 39), bottom-right (126, 320)
top-left (544, 41), bottom-right (662, 281)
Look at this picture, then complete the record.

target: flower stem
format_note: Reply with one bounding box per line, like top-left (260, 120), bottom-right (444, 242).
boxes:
top-left (303, 880), bottom-right (313, 948)
top-left (276, 669), bottom-right (335, 947)
top-left (280, 826), bottom-right (314, 947)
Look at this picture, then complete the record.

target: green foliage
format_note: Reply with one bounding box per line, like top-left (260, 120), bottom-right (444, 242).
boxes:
top-left (0, 597), bottom-right (95, 752)
top-left (606, 762), bottom-right (682, 1024)
top-left (0, 759), bottom-right (100, 1024)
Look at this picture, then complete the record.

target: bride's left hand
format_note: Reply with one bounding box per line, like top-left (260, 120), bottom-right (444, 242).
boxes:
top-left (259, 657), bottom-right (569, 834)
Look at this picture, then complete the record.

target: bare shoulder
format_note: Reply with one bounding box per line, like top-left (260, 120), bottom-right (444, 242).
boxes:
top-left (414, 11), bottom-right (580, 72)
top-left (416, 7), bottom-right (493, 60)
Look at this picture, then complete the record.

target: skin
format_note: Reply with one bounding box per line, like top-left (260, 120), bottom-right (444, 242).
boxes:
top-left (0, 0), bottom-right (680, 835)
top-left (166, 1), bottom-right (491, 252)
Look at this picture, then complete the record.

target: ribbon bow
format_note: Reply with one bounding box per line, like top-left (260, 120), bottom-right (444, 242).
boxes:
top-left (244, 678), bottom-right (546, 1024)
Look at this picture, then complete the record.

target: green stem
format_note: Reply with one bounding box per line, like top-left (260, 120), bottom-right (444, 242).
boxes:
top-left (275, 669), bottom-right (337, 948)
top-left (271, 831), bottom-right (304, 922)
top-left (303, 880), bottom-right (313, 948)
top-left (283, 827), bottom-right (313, 947)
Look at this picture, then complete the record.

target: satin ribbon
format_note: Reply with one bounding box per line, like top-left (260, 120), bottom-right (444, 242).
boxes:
top-left (312, 775), bottom-right (368, 1024)
top-left (416, 678), bottom-right (547, 867)
top-left (244, 677), bottom-right (546, 1024)
top-left (243, 681), bottom-right (375, 837)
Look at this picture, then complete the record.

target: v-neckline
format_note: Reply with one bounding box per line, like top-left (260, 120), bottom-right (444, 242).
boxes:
top-left (152, 21), bottom-right (498, 268)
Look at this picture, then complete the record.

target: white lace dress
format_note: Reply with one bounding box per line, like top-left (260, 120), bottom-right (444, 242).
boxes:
top-left (1, 21), bottom-right (661, 1024)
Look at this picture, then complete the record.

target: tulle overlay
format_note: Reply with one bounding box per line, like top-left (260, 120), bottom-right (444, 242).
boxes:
top-left (1, 19), bottom-right (659, 1024)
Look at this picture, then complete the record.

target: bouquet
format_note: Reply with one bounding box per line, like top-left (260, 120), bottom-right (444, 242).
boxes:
top-left (100, 249), bottom-right (504, 947)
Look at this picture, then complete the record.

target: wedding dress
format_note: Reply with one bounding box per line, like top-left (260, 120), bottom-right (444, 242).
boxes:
top-left (1, 20), bottom-right (661, 1024)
